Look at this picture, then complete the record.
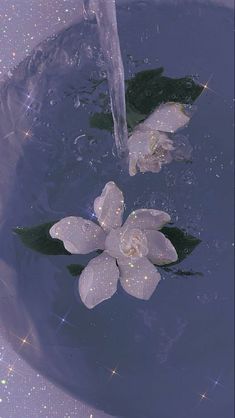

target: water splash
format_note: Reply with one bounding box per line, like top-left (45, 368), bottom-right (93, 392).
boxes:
top-left (86, 0), bottom-right (128, 157)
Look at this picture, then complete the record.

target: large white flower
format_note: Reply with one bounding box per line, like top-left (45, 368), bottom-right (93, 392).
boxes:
top-left (128, 102), bottom-right (191, 176)
top-left (50, 182), bottom-right (178, 309)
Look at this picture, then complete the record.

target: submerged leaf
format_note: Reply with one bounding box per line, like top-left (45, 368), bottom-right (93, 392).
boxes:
top-left (13, 222), bottom-right (70, 255)
top-left (90, 67), bottom-right (203, 132)
top-left (90, 112), bottom-right (114, 131)
top-left (67, 264), bottom-right (85, 276)
top-left (126, 68), bottom-right (203, 115)
top-left (160, 226), bottom-right (201, 265)
top-left (161, 267), bottom-right (203, 277)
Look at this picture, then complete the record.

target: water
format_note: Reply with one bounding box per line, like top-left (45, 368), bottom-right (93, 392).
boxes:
top-left (0, 1), bottom-right (233, 417)
top-left (86, 0), bottom-right (129, 156)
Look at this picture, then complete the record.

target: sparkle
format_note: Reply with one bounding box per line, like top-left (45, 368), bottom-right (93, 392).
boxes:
top-left (107, 366), bottom-right (120, 379)
top-left (209, 376), bottom-right (223, 388)
top-left (23, 130), bottom-right (32, 139)
top-left (200, 74), bottom-right (217, 95)
top-left (199, 392), bottom-right (209, 402)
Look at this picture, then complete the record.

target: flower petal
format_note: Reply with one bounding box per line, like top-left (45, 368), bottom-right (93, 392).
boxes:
top-left (128, 126), bottom-right (153, 157)
top-left (49, 217), bottom-right (106, 254)
top-left (118, 257), bottom-right (161, 300)
top-left (94, 182), bottom-right (124, 231)
top-left (78, 253), bottom-right (119, 309)
top-left (143, 102), bottom-right (190, 133)
top-left (124, 209), bottom-right (171, 231)
top-left (105, 228), bottom-right (123, 259)
top-left (137, 156), bottom-right (162, 174)
top-left (145, 230), bottom-right (178, 265)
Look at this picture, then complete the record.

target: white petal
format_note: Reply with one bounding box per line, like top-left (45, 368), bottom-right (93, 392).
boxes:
top-left (145, 230), bottom-right (178, 265)
top-left (143, 102), bottom-right (190, 133)
top-left (129, 155), bottom-right (138, 176)
top-left (128, 126), bottom-right (153, 157)
top-left (124, 209), bottom-right (171, 231)
top-left (105, 228), bottom-right (123, 259)
top-left (137, 157), bottom-right (162, 174)
top-left (94, 182), bottom-right (124, 231)
top-left (118, 257), bottom-right (161, 300)
top-left (49, 217), bottom-right (106, 254)
top-left (78, 253), bottom-right (119, 309)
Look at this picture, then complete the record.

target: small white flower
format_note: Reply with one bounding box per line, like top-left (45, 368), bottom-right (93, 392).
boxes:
top-left (50, 182), bottom-right (178, 309)
top-left (128, 102), bottom-right (191, 176)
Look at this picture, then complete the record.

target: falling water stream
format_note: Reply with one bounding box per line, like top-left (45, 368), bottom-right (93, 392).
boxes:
top-left (85, 0), bottom-right (129, 156)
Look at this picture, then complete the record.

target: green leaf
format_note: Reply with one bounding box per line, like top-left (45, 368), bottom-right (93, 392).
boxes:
top-left (161, 267), bottom-right (203, 277)
top-left (90, 67), bottom-right (203, 132)
top-left (90, 112), bottom-right (114, 131)
top-left (126, 103), bottom-right (146, 130)
top-left (126, 68), bottom-right (203, 115)
top-left (67, 264), bottom-right (85, 276)
top-left (13, 222), bottom-right (70, 255)
top-left (161, 226), bottom-right (201, 265)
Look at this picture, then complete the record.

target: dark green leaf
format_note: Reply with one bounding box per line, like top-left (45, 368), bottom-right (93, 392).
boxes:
top-left (126, 103), bottom-right (146, 130)
top-left (126, 68), bottom-right (203, 115)
top-left (67, 264), bottom-right (85, 276)
top-left (90, 112), bottom-right (114, 131)
top-left (90, 67), bottom-right (203, 132)
top-left (13, 222), bottom-right (70, 255)
top-left (161, 226), bottom-right (201, 265)
top-left (160, 267), bottom-right (203, 277)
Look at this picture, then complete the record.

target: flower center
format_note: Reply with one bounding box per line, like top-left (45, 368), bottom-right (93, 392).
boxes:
top-left (119, 228), bottom-right (148, 258)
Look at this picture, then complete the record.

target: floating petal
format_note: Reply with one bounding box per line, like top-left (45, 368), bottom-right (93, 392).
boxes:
top-left (94, 182), bottom-right (124, 231)
top-left (124, 209), bottom-right (171, 231)
top-left (145, 230), bottom-right (178, 265)
top-left (78, 253), bottom-right (119, 309)
top-left (143, 102), bottom-right (190, 133)
top-left (118, 257), bottom-right (161, 300)
top-left (49, 217), bottom-right (106, 254)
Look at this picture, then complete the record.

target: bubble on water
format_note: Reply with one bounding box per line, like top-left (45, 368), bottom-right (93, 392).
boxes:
top-left (89, 138), bottom-right (97, 146)
top-left (101, 151), bottom-right (109, 159)
top-left (143, 57), bottom-right (150, 64)
top-left (180, 168), bottom-right (197, 186)
top-left (74, 95), bottom-right (80, 109)
top-left (74, 134), bottom-right (86, 144)
top-left (111, 143), bottom-right (117, 157)
top-left (99, 70), bottom-right (107, 79)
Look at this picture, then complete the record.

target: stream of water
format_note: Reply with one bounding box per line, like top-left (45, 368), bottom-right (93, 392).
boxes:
top-left (86, 0), bottom-right (129, 156)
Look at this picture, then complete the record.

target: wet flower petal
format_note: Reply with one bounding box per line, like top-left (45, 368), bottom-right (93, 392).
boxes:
top-left (105, 227), bottom-right (123, 259)
top-left (78, 253), bottom-right (119, 309)
top-left (128, 126), bottom-right (154, 157)
top-left (124, 209), bottom-right (171, 231)
top-left (49, 216), bottom-right (106, 254)
top-left (128, 128), bottom-right (175, 176)
top-left (143, 102), bottom-right (190, 133)
top-left (94, 181), bottom-right (124, 231)
top-left (145, 230), bottom-right (178, 265)
top-left (118, 257), bottom-right (161, 300)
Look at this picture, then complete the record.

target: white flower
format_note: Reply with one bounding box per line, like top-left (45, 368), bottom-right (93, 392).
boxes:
top-left (50, 182), bottom-right (178, 309)
top-left (128, 102), bottom-right (191, 176)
